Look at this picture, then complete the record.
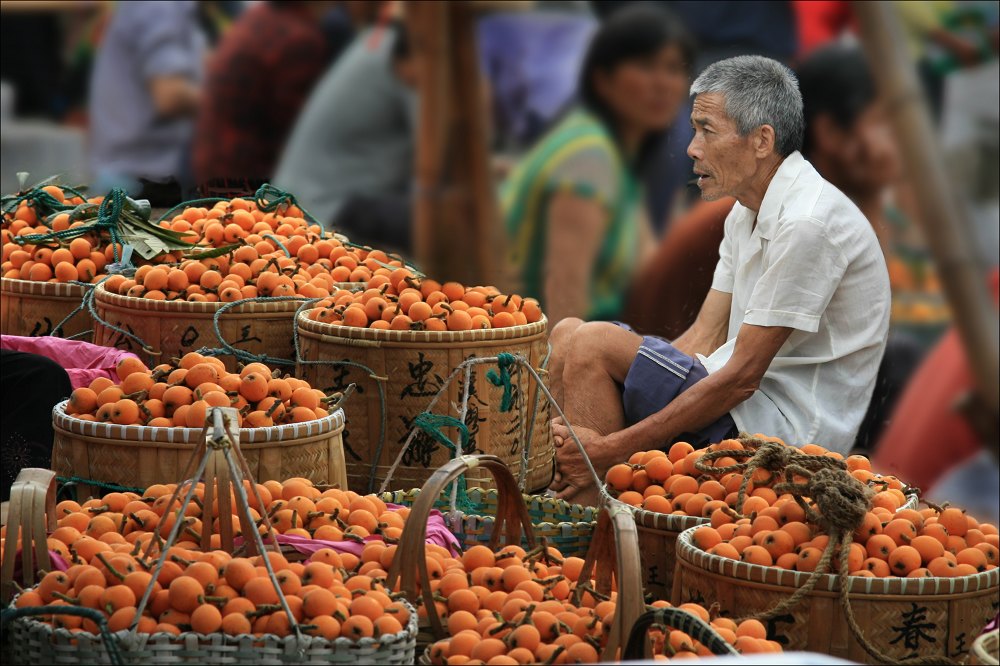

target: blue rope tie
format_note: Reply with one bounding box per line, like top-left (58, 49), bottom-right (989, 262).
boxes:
top-left (486, 352), bottom-right (517, 412)
top-left (13, 188), bottom-right (130, 263)
top-left (413, 412), bottom-right (475, 512)
top-left (57, 475), bottom-right (144, 494)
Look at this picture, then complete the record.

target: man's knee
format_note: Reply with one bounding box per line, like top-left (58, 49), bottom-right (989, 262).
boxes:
top-left (565, 322), bottom-right (641, 376)
top-left (550, 317), bottom-right (585, 355)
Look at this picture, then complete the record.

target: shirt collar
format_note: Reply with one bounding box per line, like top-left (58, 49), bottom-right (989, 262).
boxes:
top-left (756, 151), bottom-right (805, 240)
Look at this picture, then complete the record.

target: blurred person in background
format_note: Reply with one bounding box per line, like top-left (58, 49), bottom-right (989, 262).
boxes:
top-left (88, 0), bottom-right (205, 207)
top-left (796, 44), bottom-right (927, 452)
top-left (895, 1), bottom-right (1000, 119)
top-left (1, 349), bottom-right (72, 502)
top-left (273, 20), bottom-right (418, 252)
top-left (193, 1), bottom-right (340, 197)
top-left (501, 4), bottom-right (694, 325)
top-left (872, 270), bottom-right (999, 524)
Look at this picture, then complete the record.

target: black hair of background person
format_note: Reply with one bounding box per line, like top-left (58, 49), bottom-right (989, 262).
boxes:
top-left (797, 45), bottom-right (878, 159)
top-left (578, 3), bottom-right (696, 177)
top-left (0, 350), bottom-right (72, 502)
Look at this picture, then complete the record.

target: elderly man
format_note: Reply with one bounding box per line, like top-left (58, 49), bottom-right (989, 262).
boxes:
top-left (549, 55), bottom-right (890, 504)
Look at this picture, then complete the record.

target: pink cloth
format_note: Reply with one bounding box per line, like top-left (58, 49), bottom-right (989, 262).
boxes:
top-left (11, 548), bottom-right (69, 581)
top-left (233, 507), bottom-right (462, 559)
top-left (1, 335), bottom-right (140, 389)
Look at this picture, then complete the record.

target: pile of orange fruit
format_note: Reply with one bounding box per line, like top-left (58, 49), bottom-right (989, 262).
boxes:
top-left (1, 478), bottom-right (408, 571)
top-left (5, 477), bottom-right (417, 640)
top-left (64, 353), bottom-right (337, 428)
top-left (13, 548), bottom-right (410, 641)
top-left (423, 542), bottom-right (782, 664)
top-left (2, 185), bottom-right (110, 283)
top-left (304, 268), bottom-right (543, 332)
top-left (690, 499), bottom-right (998, 577)
top-left (604, 437), bottom-right (912, 519)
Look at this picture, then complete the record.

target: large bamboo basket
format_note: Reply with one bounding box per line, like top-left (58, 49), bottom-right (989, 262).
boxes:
top-left (630, 490), bottom-right (919, 603)
top-left (296, 313), bottom-right (554, 493)
top-left (5, 594), bottom-right (418, 665)
top-left (382, 486), bottom-right (597, 557)
top-left (50, 400), bottom-right (348, 499)
top-left (92, 283), bottom-right (302, 370)
top-left (0, 277), bottom-right (90, 339)
top-left (673, 525), bottom-right (1000, 662)
top-left (389, 454), bottom-right (646, 659)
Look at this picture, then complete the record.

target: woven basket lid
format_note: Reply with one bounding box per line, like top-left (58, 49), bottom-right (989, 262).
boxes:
top-left (296, 310), bottom-right (547, 344)
top-left (1, 277), bottom-right (86, 298)
top-left (94, 282), bottom-right (304, 315)
top-left (53, 400), bottom-right (345, 445)
top-left (675, 524), bottom-right (1000, 596)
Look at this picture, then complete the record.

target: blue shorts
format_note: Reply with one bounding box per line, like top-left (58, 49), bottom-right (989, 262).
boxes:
top-left (616, 324), bottom-right (738, 450)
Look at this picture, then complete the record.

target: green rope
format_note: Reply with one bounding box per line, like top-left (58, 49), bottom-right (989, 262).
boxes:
top-left (13, 188), bottom-right (130, 263)
top-left (486, 352), bottom-right (517, 412)
top-left (262, 234), bottom-right (291, 258)
top-left (1, 186), bottom-right (76, 218)
top-left (155, 196), bottom-right (228, 224)
top-left (56, 475), bottom-right (144, 495)
top-left (253, 183), bottom-right (322, 226)
top-left (413, 412), bottom-right (475, 512)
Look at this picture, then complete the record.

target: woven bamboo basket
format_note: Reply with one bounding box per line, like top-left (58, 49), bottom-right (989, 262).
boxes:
top-left (971, 630), bottom-right (1000, 666)
top-left (389, 454), bottom-right (646, 659)
top-left (295, 313), bottom-right (554, 493)
top-left (630, 490), bottom-right (919, 604)
top-left (92, 283), bottom-right (303, 370)
top-left (673, 525), bottom-right (1000, 662)
top-left (5, 595), bottom-right (419, 665)
top-left (381, 486), bottom-right (597, 557)
top-left (50, 400), bottom-right (348, 499)
top-left (0, 277), bottom-right (90, 339)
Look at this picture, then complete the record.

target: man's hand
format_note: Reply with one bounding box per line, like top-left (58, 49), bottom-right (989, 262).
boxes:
top-left (549, 418), bottom-right (615, 504)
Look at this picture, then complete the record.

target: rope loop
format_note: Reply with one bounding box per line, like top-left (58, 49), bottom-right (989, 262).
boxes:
top-left (485, 351), bottom-right (518, 412)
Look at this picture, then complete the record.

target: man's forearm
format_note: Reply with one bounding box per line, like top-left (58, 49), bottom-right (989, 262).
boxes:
top-left (608, 368), bottom-right (753, 454)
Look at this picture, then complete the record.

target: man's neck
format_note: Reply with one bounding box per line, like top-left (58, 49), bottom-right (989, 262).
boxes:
top-left (738, 155), bottom-right (785, 214)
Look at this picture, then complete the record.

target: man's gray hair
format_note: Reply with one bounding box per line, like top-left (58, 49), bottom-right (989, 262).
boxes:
top-left (691, 55), bottom-right (804, 157)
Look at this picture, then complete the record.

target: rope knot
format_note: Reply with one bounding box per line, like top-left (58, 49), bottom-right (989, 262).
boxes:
top-left (486, 352), bottom-right (518, 412)
top-left (804, 467), bottom-right (873, 536)
top-left (753, 442), bottom-right (797, 473)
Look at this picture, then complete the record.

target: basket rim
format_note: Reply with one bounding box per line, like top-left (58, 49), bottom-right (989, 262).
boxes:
top-left (53, 399), bottom-right (345, 444)
top-left (1, 276), bottom-right (87, 297)
top-left (94, 281), bottom-right (305, 315)
top-left (626, 490), bottom-right (919, 532)
top-left (675, 524), bottom-right (1000, 595)
top-left (297, 310), bottom-right (547, 343)
top-left (8, 593), bottom-right (418, 652)
top-left (382, 487), bottom-right (599, 523)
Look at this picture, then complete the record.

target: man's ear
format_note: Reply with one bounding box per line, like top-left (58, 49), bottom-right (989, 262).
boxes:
top-left (754, 124), bottom-right (777, 158)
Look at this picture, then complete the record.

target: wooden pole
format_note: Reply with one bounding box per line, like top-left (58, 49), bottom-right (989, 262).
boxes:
top-left (853, 2), bottom-right (1000, 449)
top-left (408, 0), bottom-right (504, 287)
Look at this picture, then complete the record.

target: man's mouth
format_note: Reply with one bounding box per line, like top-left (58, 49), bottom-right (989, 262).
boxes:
top-left (693, 170), bottom-right (712, 186)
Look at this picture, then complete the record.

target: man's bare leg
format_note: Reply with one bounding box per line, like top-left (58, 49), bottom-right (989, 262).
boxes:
top-left (549, 322), bottom-right (642, 503)
top-left (547, 317), bottom-right (585, 409)
top-left (562, 321), bottom-right (643, 438)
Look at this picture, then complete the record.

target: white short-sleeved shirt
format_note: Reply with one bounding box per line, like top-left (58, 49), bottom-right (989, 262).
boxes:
top-left (698, 151), bottom-right (890, 453)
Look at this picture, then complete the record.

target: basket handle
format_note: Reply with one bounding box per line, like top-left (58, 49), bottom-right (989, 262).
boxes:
top-left (1, 604), bottom-right (124, 666)
top-left (1, 468), bottom-right (57, 604)
top-left (573, 500), bottom-right (647, 661)
top-left (621, 607), bottom-right (740, 660)
top-left (385, 454), bottom-right (536, 639)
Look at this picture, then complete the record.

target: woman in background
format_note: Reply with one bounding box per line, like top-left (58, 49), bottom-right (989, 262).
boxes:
top-left (500, 4), bottom-right (693, 325)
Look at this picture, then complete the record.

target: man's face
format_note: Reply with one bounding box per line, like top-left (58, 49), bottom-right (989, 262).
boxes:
top-left (687, 93), bottom-right (760, 202)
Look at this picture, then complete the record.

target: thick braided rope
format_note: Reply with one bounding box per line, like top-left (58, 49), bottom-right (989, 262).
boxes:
top-left (726, 445), bottom-right (955, 664)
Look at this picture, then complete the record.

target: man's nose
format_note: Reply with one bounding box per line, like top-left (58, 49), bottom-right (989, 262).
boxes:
top-left (687, 135), bottom-right (701, 160)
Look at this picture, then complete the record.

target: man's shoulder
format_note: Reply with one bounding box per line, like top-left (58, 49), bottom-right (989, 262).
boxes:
top-left (779, 162), bottom-right (877, 247)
